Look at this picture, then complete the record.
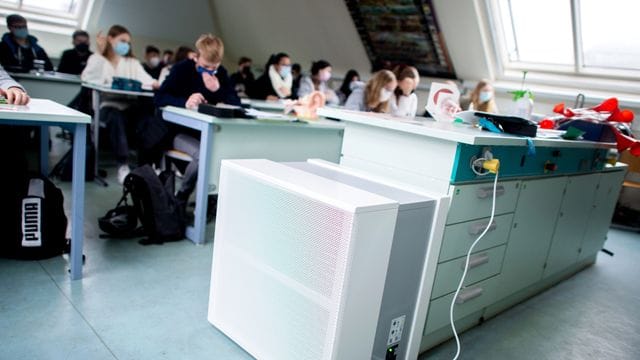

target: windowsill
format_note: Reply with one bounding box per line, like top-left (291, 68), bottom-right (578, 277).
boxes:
top-left (490, 70), bottom-right (640, 108)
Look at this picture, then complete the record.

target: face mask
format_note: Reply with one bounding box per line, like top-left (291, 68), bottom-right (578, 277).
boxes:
top-left (479, 91), bottom-right (493, 103)
top-left (114, 41), bottom-right (130, 56)
top-left (379, 88), bottom-right (394, 102)
top-left (75, 43), bottom-right (89, 53)
top-left (279, 65), bottom-right (291, 78)
top-left (149, 56), bottom-right (161, 68)
top-left (197, 66), bottom-right (217, 76)
top-left (12, 28), bottom-right (28, 39)
top-left (318, 70), bottom-right (331, 82)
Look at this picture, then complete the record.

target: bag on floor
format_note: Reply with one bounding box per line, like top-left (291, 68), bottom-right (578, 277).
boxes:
top-left (124, 165), bottom-right (185, 244)
top-left (0, 174), bottom-right (68, 260)
top-left (98, 189), bottom-right (140, 238)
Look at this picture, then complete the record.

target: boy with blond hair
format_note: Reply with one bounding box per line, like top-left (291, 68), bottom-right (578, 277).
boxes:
top-left (154, 34), bottom-right (239, 210)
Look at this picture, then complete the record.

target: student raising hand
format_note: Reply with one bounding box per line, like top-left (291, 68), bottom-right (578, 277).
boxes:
top-left (95, 30), bottom-right (107, 54)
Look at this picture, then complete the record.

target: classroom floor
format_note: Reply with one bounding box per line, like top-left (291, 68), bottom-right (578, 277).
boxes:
top-left (1, 153), bottom-right (639, 359)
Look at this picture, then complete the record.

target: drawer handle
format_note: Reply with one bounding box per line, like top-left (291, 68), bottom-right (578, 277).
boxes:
top-left (464, 253), bottom-right (490, 270)
top-left (455, 286), bottom-right (484, 304)
top-left (476, 185), bottom-right (505, 199)
top-left (468, 221), bottom-right (497, 235)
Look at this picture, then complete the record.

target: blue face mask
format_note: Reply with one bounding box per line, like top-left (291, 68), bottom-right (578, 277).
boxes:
top-left (197, 66), bottom-right (217, 76)
top-left (114, 41), bottom-right (130, 56)
top-left (12, 28), bottom-right (28, 39)
top-left (479, 91), bottom-right (493, 103)
top-left (279, 65), bottom-right (291, 78)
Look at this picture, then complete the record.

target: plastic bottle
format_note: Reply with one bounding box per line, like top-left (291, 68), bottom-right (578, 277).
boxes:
top-left (512, 91), bottom-right (534, 120)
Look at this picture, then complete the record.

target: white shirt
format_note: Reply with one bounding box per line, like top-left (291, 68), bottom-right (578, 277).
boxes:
top-left (344, 83), bottom-right (367, 111)
top-left (297, 76), bottom-right (339, 105)
top-left (81, 54), bottom-right (155, 110)
top-left (390, 93), bottom-right (418, 118)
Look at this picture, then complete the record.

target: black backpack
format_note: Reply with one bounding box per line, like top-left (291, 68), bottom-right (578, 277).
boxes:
top-left (0, 174), bottom-right (68, 260)
top-left (123, 165), bottom-right (185, 244)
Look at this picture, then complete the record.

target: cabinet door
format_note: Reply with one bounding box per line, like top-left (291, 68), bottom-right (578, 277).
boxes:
top-left (498, 177), bottom-right (566, 299)
top-left (579, 170), bottom-right (626, 260)
top-left (544, 174), bottom-right (600, 277)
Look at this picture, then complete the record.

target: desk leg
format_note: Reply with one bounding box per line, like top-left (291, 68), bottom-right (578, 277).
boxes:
top-left (188, 123), bottom-right (213, 245)
top-left (70, 123), bottom-right (87, 280)
top-left (91, 89), bottom-right (100, 179)
top-left (40, 125), bottom-right (48, 175)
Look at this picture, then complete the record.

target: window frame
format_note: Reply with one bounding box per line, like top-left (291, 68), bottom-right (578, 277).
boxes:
top-left (0, 0), bottom-right (94, 35)
top-left (485, 0), bottom-right (640, 85)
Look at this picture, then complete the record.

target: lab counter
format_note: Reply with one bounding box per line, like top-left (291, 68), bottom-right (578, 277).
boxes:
top-left (317, 107), bottom-right (626, 354)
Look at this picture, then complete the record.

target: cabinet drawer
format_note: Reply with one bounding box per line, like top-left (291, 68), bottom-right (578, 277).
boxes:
top-left (431, 245), bottom-right (506, 299)
top-left (446, 180), bottom-right (520, 224)
top-left (439, 213), bottom-right (513, 263)
top-left (424, 274), bottom-right (502, 335)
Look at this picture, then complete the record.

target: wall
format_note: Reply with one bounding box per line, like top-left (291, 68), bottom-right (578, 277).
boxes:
top-left (5, 0), bottom-right (216, 62)
top-left (208, 0), bottom-right (370, 75)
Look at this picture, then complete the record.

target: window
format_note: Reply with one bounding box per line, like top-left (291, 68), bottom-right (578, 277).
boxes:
top-left (489, 0), bottom-right (640, 80)
top-left (0, 0), bottom-right (94, 34)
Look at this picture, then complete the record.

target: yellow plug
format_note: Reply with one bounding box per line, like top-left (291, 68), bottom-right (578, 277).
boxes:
top-left (482, 159), bottom-right (500, 173)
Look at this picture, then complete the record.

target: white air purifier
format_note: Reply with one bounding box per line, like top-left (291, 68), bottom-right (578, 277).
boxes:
top-left (285, 159), bottom-right (443, 360)
top-left (208, 159), bottom-right (400, 360)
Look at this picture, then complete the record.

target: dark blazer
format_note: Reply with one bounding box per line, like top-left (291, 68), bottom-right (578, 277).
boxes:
top-left (154, 59), bottom-right (240, 108)
top-left (57, 48), bottom-right (92, 75)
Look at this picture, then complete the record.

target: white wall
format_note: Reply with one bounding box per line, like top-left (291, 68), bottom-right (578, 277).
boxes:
top-left (6, 0), bottom-right (216, 62)
top-left (209, 0), bottom-right (370, 74)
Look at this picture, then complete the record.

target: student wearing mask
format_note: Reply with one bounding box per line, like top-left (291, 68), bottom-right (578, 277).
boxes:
top-left (0, 14), bottom-right (53, 73)
top-left (390, 65), bottom-right (420, 118)
top-left (158, 45), bottom-right (196, 85)
top-left (469, 79), bottom-right (499, 113)
top-left (229, 56), bottom-right (255, 98)
top-left (143, 45), bottom-right (163, 79)
top-left (297, 60), bottom-right (339, 105)
top-left (249, 53), bottom-right (292, 100)
top-left (81, 25), bottom-right (159, 184)
top-left (336, 69), bottom-right (360, 105)
top-left (155, 34), bottom-right (239, 207)
top-left (58, 30), bottom-right (92, 75)
top-left (345, 70), bottom-right (397, 113)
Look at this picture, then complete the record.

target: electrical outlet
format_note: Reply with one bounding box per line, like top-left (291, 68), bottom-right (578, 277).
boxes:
top-left (387, 315), bottom-right (406, 346)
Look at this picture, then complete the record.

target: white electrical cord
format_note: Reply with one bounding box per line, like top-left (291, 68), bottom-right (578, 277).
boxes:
top-left (449, 170), bottom-right (500, 360)
top-left (471, 158), bottom-right (488, 176)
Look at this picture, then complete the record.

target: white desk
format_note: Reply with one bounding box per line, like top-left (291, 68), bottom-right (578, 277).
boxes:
top-left (82, 82), bottom-right (154, 182)
top-left (0, 99), bottom-right (90, 280)
top-left (10, 72), bottom-right (82, 105)
top-left (162, 106), bottom-right (345, 244)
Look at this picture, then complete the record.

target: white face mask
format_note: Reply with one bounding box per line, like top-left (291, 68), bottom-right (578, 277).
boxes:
top-left (149, 56), bottom-right (161, 67)
top-left (479, 90), bottom-right (493, 103)
top-left (318, 70), bottom-right (331, 82)
top-left (379, 88), bottom-right (394, 102)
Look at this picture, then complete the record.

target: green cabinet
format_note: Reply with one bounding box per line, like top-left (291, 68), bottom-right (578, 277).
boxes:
top-left (579, 170), bottom-right (626, 260)
top-left (544, 174), bottom-right (600, 277)
top-left (498, 177), bottom-right (566, 298)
